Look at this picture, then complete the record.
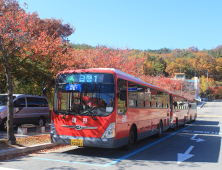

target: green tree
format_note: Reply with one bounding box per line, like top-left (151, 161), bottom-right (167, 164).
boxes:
top-left (152, 56), bottom-right (166, 75)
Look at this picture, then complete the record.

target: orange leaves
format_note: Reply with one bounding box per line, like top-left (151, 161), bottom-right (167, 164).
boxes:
top-left (50, 46), bottom-right (145, 80)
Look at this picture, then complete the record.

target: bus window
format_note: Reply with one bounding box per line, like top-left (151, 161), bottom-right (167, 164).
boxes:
top-left (145, 101), bottom-right (151, 107)
top-left (128, 81), bottom-right (145, 108)
top-left (54, 73), bottom-right (115, 116)
top-left (129, 92), bottom-right (137, 107)
top-left (117, 79), bottom-right (127, 115)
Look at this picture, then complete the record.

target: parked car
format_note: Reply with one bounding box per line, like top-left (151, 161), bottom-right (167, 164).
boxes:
top-left (0, 94), bottom-right (49, 131)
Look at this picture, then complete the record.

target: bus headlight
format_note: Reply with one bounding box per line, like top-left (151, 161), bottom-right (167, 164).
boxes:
top-left (101, 122), bottom-right (115, 139)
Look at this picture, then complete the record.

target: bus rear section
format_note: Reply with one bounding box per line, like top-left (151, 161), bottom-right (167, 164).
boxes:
top-left (188, 100), bottom-right (197, 122)
top-left (170, 94), bottom-right (190, 129)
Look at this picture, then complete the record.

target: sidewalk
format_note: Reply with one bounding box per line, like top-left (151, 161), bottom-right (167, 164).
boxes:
top-left (0, 141), bottom-right (57, 157)
top-left (0, 125), bottom-right (57, 157)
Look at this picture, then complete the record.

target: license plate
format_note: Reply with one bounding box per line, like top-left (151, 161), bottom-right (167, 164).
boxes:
top-left (71, 139), bottom-right (83, 146)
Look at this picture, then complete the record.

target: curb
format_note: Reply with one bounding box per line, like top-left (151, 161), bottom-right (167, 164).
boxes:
top-left (0, 143), bottom-right (58, 157)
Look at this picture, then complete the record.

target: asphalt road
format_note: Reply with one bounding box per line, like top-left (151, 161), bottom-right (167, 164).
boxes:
top-left (0, 101), bottom-right (222, 170)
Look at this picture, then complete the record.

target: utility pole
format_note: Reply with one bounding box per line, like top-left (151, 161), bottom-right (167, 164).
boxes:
top-left (207, 70), bottom-right (208, 101)
top-left (207, 70), bottom-right (208, 91)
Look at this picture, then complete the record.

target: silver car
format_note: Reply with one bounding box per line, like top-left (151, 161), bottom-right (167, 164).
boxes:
top-left (0, 94), bottom-right (50, 131)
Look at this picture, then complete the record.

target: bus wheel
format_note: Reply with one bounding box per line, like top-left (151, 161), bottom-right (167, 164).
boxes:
top-left (0, 119), bottom-right (7, 131)
top-left (157, 121), bottom-right (163, 138)
top-left (193, 114), bottom-right (196, 122)
top-left (189, 116), bottom-right (192, 123)
top-left (126, 127), bottom-right (135, 150)
top-left (182, 117), bottom-right (186, 127)
top-left (173, 119), bottom-right (178, 131)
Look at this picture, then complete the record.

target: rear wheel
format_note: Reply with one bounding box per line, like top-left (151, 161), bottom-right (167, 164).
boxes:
top-left (157, 121), bottom-right (163, 138)
top-left (193, 114), bottom-right (196, 122)
top-left (126, 127), bottom-right (135, 150)
top-left (189, 116), bottom-right (192, 123)
top-left (173, 119), bottom-right (178, 131)
top-left (182, 117), bottom-right (186, 127)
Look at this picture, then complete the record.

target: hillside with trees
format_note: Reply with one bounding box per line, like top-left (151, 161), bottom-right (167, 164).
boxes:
top-left (1, 0), bottom-right (222, 144)
top-left (1, 1), bottom-right (222, 144)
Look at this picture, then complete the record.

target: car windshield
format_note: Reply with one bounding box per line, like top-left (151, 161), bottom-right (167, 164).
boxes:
top-left (53, 73), bottom-right (115, 116)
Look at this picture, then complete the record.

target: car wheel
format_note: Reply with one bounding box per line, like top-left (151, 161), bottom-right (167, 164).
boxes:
top-left (38, 117), bottom-right (45, 126)
top-left (1, 119), bottom-right (7, 131)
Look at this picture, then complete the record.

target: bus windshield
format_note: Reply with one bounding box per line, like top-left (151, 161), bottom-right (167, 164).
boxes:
top-left (53, 73), bottom-right (115, 116)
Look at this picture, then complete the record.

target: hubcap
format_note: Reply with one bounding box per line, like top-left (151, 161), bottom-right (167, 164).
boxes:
top-left (39, 119), bottom-right (44, 126)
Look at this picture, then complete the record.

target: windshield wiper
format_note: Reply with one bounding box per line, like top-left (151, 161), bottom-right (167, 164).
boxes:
top-left (62, 109), bottom-right (80, 119)
top-left (89, 108), bottom-right (98, 120)
top-left (82, 108), bottom-right (97, 120)
top-left (62, 110), bottom-right (70, 119)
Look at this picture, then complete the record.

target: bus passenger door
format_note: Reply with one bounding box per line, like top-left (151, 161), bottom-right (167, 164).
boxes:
top-left (115, 79), bottom-right (128, 141)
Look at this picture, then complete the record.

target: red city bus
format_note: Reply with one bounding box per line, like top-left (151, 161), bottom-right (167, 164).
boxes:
top-left (169, 93), bottom-right (197, 130)
top-left (50, 68), bottom-right (194, 150)
top-left (188, 99), bottom-right (197, 122)
top-left (170, 93), bottom-right (189, 130)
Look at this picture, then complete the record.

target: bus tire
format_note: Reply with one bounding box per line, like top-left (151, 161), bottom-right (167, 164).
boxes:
top-left (173, 119), bottom-right (178, 131)
top-left (193, 114), bottom-right (196, 122)
top-left (157, 121), bottom-right (163, 138)
top-left (189, 115), bottom-right (192, 123)
top-left (182, 117), bottom-right (186, 127)
top-left (125, 126), bottom-right (136, 151)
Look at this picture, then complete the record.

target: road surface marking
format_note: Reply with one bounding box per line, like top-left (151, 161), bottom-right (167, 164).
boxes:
top-left (177, 146), bottom-right (194, 164)
top-left (33, 121), bottom-right (200, 167)
top-left (190, 134), bottom-right (205, 142)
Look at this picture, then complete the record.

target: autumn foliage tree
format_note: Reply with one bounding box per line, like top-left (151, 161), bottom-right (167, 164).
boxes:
top-left (50, 46), bottom-right (145, 78)
top-left (0, 0), bottom-right (74, 144)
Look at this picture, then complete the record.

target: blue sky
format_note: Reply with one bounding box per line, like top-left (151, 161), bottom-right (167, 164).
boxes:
top-left (19, 0), bottom-right (222, 51)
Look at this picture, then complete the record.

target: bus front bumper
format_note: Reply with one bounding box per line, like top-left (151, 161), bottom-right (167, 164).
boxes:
top-left (50, 134), bottom-right (121, 149)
